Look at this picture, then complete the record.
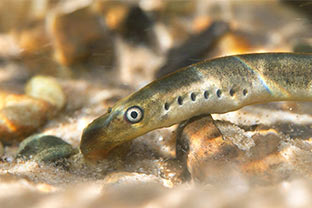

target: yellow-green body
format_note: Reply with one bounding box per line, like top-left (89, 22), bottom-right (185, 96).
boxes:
top-left (80, 53), bottom-right (312, 159)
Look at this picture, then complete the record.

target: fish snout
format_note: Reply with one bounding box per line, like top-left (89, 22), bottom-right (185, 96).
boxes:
top-left (80, 114), bottom-right (114, 160)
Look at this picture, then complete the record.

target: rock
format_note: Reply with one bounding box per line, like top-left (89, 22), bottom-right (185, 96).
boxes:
top-left (0, 75), bottom-right (66, 144)
top-left (176, 115), bottom-right (296, 183)
top-left (176, 115), bottom-right (242, 182)
top-left (16, 134), bottom-right (76, 163)
top-left (25, 75), bottom-right (66, 110)
top-left (0, 92), bottom-right (55, 144)
top-left (49, 6), bottom-right (115, 66)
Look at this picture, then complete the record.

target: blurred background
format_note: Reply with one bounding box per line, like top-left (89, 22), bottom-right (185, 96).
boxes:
top-left (1, 0), bottom-right (312, 208)
top-left (1, 0), bottom-right (311, 90)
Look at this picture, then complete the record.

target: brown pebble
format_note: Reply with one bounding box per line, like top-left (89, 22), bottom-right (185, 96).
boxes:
top-left (176, 115), bottom-right (292, 183)
top-left (176, 115), bottom-right (241, 182)
top-left (0, 92), bottom-right (55, 143)
top-left (49, 6), bottom-right (115, 66)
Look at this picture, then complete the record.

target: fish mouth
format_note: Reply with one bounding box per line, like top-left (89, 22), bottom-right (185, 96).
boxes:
top-left (80, 113), bottom-right (115, 160)
top-left (80, 128), bottom-right (107, 160)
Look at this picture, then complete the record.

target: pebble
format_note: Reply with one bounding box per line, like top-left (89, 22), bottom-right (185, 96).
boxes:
top-left (16, 134), bottom-right (76, 163)
top-left (176, 115), bottom-right (293, 183)
top-left (176, 115), bottom-right (241, 182)
top-left (0, 92), bottom-right (55, 143)
top-left (25, 75), bottom-right (66, 110)
top-left (0, 75), bottom-right (65, 143)
top-left (49, 6), bottom-right (114, 66)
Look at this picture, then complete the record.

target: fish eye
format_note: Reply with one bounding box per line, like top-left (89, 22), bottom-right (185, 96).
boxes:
top-left (125, 106), bottom-right (144, 123)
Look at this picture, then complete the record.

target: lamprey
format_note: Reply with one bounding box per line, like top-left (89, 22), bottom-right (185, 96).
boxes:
top-left (80, 53), bottom-right (312, 159)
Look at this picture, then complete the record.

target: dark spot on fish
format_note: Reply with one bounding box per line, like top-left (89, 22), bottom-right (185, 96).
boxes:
top-left (216, 89), bottom-right (222, 98)
top-left (190, 93), bottom-right (196, 101)
top-left (178, 96), bottom-right (183, 105)
top-left (229, 89), bottom-right (235, 96)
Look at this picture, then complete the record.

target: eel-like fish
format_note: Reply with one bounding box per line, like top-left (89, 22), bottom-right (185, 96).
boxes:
top-left (80, 53), bottom-right (312, 159)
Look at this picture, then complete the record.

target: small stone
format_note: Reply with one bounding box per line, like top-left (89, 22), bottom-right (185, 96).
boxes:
top-left (16, 134), bottom-right (76, 163)
top-left (49, 6), bottom-right (115, 66)
top-left (0, 92), bottom-right (55, 143)
top-left (176, 115), bottom-right (242, 182)
top-left (25, 75), bottom-right (66, 110)
top-left (176, 115), bottom-right (295, 183)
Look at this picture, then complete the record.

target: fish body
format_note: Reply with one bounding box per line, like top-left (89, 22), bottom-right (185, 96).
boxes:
top-left (80, 53), bottom-right (312, 159)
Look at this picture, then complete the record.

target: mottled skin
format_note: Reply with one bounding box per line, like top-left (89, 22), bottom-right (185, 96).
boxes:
top-left (80, 53), bottom-right (312, 159)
